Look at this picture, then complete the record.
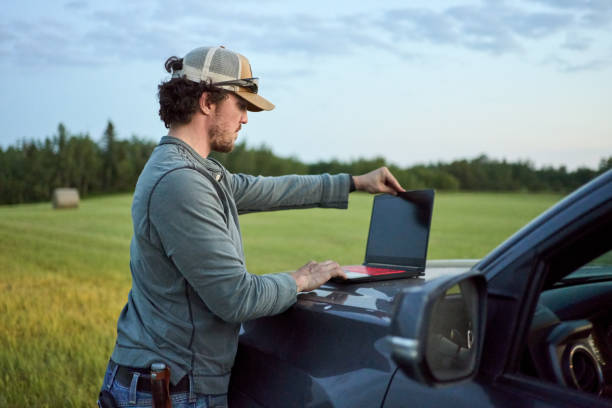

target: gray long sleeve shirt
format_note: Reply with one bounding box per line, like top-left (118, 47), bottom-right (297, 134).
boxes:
top-left (111, 136), bottom-right (351, 394)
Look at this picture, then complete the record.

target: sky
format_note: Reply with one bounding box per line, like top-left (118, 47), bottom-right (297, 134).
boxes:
top-left (1, 0), bottom-right (611, 170)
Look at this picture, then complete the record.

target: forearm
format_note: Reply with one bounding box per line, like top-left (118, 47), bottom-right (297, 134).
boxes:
top-left (231, 173), bottom-right (351, 213)
top-left (185, 265), bottom-right (298, 323)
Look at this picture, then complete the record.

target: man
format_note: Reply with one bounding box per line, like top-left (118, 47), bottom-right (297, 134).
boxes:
top-left (99, 46), bottom-right (404, 407)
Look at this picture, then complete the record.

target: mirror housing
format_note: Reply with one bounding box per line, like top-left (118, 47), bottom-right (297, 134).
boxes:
top-left (390, 271), bottom-right (487, 385)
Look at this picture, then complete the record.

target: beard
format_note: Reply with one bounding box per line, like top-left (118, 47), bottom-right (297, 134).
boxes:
top-left (209, 123), bottom-right (236, 153)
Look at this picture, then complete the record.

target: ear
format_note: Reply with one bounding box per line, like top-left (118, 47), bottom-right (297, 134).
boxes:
top-left (199, 92), bottom-right (214, 116)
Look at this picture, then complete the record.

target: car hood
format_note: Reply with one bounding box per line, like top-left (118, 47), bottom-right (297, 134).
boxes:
top-left (234, 260), bottom-right (476, 406)
top-left (297, 259), bottom-right (477, 320)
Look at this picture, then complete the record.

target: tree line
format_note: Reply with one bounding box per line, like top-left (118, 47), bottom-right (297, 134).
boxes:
top-left (0, 122), bottom-right (155, 205)
top-left (0, 121), bottom-right (610, 205)
top-left (213, 149), bottom-right (611, 194)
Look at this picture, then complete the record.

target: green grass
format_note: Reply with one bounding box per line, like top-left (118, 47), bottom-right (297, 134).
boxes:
top-left (0, 191), bottom-right (562, 407)
top-left (241, 192), bottom-right (562, 272)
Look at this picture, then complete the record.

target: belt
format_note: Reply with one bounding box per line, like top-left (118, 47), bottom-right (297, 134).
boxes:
top-left (114, 363), bottom-right (190, 394)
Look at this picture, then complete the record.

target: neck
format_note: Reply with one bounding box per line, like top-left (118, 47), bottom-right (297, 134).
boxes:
top-left (168, 117), bottom-right (211, 158)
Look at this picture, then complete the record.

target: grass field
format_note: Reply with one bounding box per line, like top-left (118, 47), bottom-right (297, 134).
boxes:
top-left (0, 191), bottom-right (562, 407)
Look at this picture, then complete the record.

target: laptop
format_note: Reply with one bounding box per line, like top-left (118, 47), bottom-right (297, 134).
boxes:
top-left (335, 189), bottom-right (435, 283)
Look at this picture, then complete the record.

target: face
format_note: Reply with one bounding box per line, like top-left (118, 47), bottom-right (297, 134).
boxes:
top-left (209, 93), bottom-right (249, 153)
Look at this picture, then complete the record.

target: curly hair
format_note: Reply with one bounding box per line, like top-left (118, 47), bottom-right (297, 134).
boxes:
top-left (158, 56), bottom-right (229, 129)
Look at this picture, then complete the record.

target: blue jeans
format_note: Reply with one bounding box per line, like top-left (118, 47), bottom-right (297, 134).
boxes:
top-left (99, 361), bottom-right (228, 408)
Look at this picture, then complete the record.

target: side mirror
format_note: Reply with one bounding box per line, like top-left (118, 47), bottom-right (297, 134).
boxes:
top-left (390, 271), bottom-right (487, 385)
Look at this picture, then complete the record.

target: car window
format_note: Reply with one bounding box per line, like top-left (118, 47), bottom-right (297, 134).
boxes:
top-left (560, 251), bottom-right (612, 284)
top-left (519, 248), bottom-right (612, 400)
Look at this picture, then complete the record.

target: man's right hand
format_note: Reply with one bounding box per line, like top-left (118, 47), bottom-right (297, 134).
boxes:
top-left (291, 260), bottom-right (347, 292)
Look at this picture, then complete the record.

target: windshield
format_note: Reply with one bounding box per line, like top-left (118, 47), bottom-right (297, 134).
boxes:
top-left (561, 250), bottom-right (612, 282)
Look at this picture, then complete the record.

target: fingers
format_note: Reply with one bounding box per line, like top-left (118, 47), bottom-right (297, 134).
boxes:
top-left (381, 167), bottom-right (405, 193)
top-left (300, 260), bottom-right (317, 270)
top-left (356, 167), bottom-right (405, 195)
top-left (317, 260), bottom-right (346, 280)
top-left (334, 266), bottom-right (347, 280)
top-left (313, 260), bottom-right (340, 275)
top-left (293, 260), bottom-right (345, 292)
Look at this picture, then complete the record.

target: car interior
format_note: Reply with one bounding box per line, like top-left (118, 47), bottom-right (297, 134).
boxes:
top-left (519, 221), bottom-right (612, 400)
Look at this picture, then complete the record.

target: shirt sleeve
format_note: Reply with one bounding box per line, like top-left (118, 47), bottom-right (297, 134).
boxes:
top-left (148, 168), bottom-right (297, 323)
top-left (230, 173), bottom-right (351, 214)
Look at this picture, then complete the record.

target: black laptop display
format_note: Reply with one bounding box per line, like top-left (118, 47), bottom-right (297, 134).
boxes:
top-left (338, 189), bottom-right (435, 282)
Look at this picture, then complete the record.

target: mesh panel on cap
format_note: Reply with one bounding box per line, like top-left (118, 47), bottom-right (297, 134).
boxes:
top-left (210, 49), bottom-right (239, 78)
top-left (184, 47), bottom-right (211, 71)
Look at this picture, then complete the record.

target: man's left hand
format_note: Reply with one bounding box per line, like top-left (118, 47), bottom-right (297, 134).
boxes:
top-left (353, 167), bottom-right (405, 195)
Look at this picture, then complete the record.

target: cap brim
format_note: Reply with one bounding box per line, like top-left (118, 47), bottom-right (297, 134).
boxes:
top-left (236, 90), bottom-right (275, 112)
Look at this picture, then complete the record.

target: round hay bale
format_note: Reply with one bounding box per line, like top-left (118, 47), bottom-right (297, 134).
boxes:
top-left (52, 188), bottom-right (80, 209)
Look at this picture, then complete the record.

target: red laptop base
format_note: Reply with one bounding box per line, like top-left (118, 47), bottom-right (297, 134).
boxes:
top-left (334, 265), bottom-right (423, 283)
top-left (342, 265), bottom-right (405, 276)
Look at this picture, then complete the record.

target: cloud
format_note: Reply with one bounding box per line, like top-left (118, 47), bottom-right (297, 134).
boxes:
top-left (526, 0), bottom-right (611, 13)
top-left (543, 54), bottom-right (612, 72)
top-left (1, 0), bottom-right (610, 72)
top-left (444, 5), bottom-right (521, 54)
top-left (64, 1), bottom-right (88, 11)
top-left (505, 11), bottom-right (573, 38)
top-left (524, 0), bottom-right (612, 28)
top-left (562, 32), bottom-right (591, 51)
top-left (381, 8), bottom-right (457, 45)
top-left (563, 58), bottom-right (611, 72)
top-left (378, 3), bottom-right (574, 55)
top-left (2, 18), bottom-right (104, 66)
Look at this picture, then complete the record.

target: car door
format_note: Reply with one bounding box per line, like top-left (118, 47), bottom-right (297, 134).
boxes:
top-left (480, 171), bottom-right (612, 408)
top-left (384, 170), bottom-right (612, 407)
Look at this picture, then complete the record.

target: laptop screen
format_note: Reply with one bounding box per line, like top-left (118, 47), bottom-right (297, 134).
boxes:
top-left (364, 190), bottom-right (434, 268)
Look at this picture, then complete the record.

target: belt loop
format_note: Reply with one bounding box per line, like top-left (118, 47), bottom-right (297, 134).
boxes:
top-left (107, 361), bottom-right (119, 391)
top-left (129, 372), bottom-right (140, 405)
top-left (188, 373), bottom-right (196, 403)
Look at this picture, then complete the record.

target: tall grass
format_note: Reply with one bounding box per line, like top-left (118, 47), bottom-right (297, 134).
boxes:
top-left (0, 192), bottom-right (561, 406)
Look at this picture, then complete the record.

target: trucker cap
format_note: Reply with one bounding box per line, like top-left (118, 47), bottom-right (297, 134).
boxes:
top-left (171, 46), bottom-right (274, 112)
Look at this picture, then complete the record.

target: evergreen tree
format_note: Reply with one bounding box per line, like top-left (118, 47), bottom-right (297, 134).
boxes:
top-left (102, 120), bottom-right (118, 191)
